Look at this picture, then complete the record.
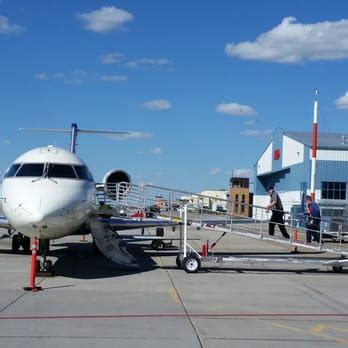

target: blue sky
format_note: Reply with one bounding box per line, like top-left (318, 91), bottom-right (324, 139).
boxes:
top-left (1, 0), bottom-right (348, 192)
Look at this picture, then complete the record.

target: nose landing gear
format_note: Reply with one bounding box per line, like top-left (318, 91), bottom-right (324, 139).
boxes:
top-left (36, 239), bottom-right (54, 276)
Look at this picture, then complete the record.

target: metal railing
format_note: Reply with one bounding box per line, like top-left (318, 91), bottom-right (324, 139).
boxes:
top-left (95, 182), bottom-right (348, 256)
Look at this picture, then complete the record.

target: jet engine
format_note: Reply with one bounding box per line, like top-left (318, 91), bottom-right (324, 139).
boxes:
top-left (102, 169), bottom-right (131, 201)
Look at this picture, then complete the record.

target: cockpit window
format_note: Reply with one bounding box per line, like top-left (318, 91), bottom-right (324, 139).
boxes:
top-left (47, 164), bottom-right (77, 178)
top-left (74, 165), bottom-right (94, 181)
top-left (4, 164), bottom-right (21, 178)
top-left (6, 162), bottom-right (93, 181)
top-left (16, 163), bottom-right (44, 177)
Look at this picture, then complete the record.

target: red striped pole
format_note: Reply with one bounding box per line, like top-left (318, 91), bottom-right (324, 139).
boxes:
top-left (23, 237), bottom-right (42, 292)
top-left (310, 89), bottom-right (319, 201)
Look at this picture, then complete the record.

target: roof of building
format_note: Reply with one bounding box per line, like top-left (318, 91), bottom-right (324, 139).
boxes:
top-left (285, 131), bottom-right (348, 150)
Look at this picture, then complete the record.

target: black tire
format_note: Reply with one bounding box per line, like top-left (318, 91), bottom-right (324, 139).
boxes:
top-left (176, 255), bottom-right (182, 269)
top-left (93, 240), bottom-right (101, 254)
top-left (11, 235), bottom-right (20, 253)
top-left (151, 240), bottom-right (165, 250)
top-left (333, 265), bottom-right (343, 273)
top-left (43, 260), bottom-right (52, 271)
top-left (22, 236), bottom-right (31, 253)
top-left (156, 227), bottom-right (164, 237)
top-left (182, 254), bottom-right (201, 273)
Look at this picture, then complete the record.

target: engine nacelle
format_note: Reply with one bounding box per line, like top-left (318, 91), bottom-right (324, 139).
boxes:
top-left (102, 169), bottom-right (131, 200)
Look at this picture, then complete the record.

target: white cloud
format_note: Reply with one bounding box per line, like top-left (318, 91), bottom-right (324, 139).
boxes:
top-left (101, 75), bottom-right (128, 82)
top-left (35, 73), bottom-right (49, 80)
top-left (142, 99), bottom-right (172, 110)
top-left (76, 6), bottom-right (134, 33)
top-left (126, 58), bottom-right (173, 68)
top-left (99, 52), bottom-right (173, 69)
top-left (35, 72), bottom-right (66, 80)
top-left (244, 119), bottom-right (257, 126)
top-left (216, 102), bottom-right (257, 116)
top-left (225, 17), bottom-right (348, 63)
top-left (151, 147), bottom-right (163, 155)
top-left (35, 70), bottom-right (86, 84)
top-left (241, 129), bottom-right (272, 137)
top-left (65, 70), bottom-right (87, 84)
top-left (0, 15), bottom-right (24, 34)
top-left (232, 168), bottom-right (251, 178)
top-left (209, 168), bottom-right (223, 175)
top-left (335, 92), bottom-right (348, 110)
top-left (100, 52), bottom-right (124, 64)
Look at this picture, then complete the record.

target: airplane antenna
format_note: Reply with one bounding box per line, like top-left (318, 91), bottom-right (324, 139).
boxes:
top-left (20, 123), bottom-right (131, 153)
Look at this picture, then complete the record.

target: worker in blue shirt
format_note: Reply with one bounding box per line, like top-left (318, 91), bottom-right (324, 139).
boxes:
top-left (305, 195), bottom-right (321, 243)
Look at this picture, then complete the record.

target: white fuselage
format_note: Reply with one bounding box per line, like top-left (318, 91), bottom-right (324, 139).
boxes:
top-left (1, 146), bottom-right (96, 239)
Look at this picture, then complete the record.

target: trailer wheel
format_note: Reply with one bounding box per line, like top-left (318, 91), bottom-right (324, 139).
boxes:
top-left (182, 254), bottom-right (201, 273)
top-left (333, 265), bottom-right (343, 273)
top-left (151, 240), bottom-right (165, 250)
top-left (176, 255), bottom-right (182, 269)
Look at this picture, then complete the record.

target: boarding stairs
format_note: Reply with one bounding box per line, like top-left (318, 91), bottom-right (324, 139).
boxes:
top-left (89, 219), bottom-right (137, 268)
top-left (95, 182), bottom-right (348, 272)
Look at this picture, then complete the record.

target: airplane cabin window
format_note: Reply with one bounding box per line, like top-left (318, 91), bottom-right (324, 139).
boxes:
top-left (74, 165), bottom-right (94, 181)
top-left (16, 163), bottom-right (44, 177)
top-left (47, 164), bottom-right (77, 178)
top-left (4, 164), bottom-right (21, 177)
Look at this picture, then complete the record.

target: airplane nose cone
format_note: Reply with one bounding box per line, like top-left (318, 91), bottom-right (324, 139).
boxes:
top-left (29, 212), bottom-right (48, 229)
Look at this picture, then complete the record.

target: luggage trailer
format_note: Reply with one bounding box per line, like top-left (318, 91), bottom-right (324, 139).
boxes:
top-left (176, 205), bottom-right (348, 274)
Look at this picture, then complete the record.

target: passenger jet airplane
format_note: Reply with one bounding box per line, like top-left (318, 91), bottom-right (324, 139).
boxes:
top-left (0, 124), bottom-right (174, 274)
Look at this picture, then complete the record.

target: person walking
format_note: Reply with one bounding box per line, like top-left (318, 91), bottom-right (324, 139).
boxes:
top-left (266, 186), bottom-right (290, 239)
top-left (305, 195), bottom-right (321, 243)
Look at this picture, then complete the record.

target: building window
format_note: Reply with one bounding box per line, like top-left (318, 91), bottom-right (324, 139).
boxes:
top-left (241, 194), bottom-right (245, 213)
top-left (321, 181), bottom-right (346, 200)
top-left (234, 194), bottom-right (239, 212)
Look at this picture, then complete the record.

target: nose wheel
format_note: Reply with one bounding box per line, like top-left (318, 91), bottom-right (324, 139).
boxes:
top-left (36, 239), bottom-right (54, 276)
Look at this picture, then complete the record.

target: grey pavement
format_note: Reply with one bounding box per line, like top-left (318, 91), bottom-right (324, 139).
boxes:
top-left (0, 226), bottom-right (347, 347)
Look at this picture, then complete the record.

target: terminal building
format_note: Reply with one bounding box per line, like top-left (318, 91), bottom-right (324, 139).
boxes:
top-left (191, 190), bottom-right (229, 211)
top-left (229, 176), bottom-right (253, 217)
top-left (253, 128), bottom-right (348, 223)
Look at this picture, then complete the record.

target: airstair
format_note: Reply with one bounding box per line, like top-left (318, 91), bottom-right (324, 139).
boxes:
top-left (89, 219), bottom-right (138, 268)
top-left (95, 182), bottom-right (348, 273)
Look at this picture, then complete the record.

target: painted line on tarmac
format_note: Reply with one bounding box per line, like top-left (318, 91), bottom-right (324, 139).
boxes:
top-left (272, 322), bottom-right (348, 345)
top-left (0, 313), bottom-right (348, 320)
top-left (168, 287), bottom-right (181, 304)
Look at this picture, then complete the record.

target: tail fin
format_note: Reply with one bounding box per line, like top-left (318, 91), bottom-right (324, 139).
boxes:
top-left (20, 123), bottom-right (131, 153)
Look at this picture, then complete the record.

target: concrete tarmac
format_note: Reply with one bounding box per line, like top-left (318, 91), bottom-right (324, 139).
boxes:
top-left (0, 226), bottom-right (347, 347)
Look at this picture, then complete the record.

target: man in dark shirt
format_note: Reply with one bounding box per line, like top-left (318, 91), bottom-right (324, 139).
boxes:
top-left (305, 195), bottom-right (321, 243)
top-left (266, 186), bottom-right (290, 239)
